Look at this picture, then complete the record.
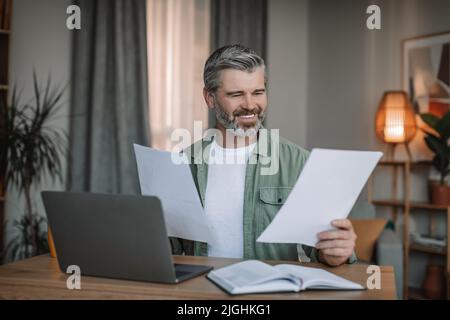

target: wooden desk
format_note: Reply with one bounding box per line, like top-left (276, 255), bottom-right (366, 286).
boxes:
top-left (0, 255), bottom-right (396, 299)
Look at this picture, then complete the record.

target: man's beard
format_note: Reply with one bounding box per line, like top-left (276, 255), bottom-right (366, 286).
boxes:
top-left (213, 104), bottom-right (266, 137)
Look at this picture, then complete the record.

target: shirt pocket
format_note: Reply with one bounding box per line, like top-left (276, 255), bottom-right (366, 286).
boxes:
top-left (257, 187), bottom-right (292, 234)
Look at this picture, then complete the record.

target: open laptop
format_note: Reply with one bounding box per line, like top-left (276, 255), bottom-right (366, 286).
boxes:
top-left (41, 191), bottom-right (213, 283)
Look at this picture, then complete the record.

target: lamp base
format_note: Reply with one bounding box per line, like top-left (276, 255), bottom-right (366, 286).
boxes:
top-left (384, 143), bottom-right (413, 162)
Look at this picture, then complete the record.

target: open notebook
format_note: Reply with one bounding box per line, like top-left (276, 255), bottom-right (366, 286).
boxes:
top-left (207, 260), bottom-right (365, 295)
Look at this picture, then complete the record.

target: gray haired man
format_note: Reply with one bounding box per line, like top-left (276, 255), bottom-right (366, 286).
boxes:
top-left (170, 44), bottom-right (357, 266)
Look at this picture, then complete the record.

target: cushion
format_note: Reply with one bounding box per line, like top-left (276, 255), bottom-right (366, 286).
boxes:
top-left (350, 218), bottom-right (388, 262)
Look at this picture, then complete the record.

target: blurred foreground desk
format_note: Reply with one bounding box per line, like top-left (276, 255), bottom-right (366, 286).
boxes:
top-left (0, 255), bottom-right (396, 299)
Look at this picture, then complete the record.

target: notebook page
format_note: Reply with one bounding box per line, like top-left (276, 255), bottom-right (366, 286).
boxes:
top-left (210, 260), bottom-right (290, 288)
top-left (275, 264), bottom-right (364, 290)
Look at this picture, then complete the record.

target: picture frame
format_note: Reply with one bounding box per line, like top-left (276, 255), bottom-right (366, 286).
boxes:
top-left (401, 31), bottom-right (450, 161)
top-left (402, 31), bottom-right (450, 116)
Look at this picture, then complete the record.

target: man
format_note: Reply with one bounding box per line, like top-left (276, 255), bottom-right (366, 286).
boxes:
top-left (171, 44), bottom-right (356, 266)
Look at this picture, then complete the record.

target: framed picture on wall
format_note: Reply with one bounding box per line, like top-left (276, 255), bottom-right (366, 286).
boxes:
top-left (402, 31), bottom-right (450, 116)
top-left (401, 31), bottom-right (450, 161)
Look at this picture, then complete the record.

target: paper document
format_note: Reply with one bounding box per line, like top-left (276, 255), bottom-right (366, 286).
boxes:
top-left (257, 148), bottom-right (382, 246)
top-left (133, 144), bottom-right (213, 243)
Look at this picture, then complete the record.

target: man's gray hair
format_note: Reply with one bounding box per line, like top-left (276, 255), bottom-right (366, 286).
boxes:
top-left (203, 44), bottom-right (266, 92)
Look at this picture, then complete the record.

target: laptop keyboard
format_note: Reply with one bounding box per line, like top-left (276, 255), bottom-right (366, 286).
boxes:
top-left (174, 264), bottom-right (191, 279)
top-left (175, 269), bottom-right (191, 278)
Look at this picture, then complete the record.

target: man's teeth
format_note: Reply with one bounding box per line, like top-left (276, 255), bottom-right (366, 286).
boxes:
top-left (239, 114), bottom-right (255, 119)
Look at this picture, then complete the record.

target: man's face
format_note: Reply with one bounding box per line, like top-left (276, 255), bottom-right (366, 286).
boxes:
top-left (206, 67), bottom-right (267, 136)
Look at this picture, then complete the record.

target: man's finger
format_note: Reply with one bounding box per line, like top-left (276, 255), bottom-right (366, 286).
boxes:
top-left (320, 248), bottom-right (350, 257)
top-left (315, 239), bottom-right (353, 250)
top-left (331, 219), bottom-right (353, 230)
top-left (317, 230), bottom-right (352, 240)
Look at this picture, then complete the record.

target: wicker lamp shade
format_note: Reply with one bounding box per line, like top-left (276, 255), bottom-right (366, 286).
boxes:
top-left (375, 91), bottom-right (417, 144)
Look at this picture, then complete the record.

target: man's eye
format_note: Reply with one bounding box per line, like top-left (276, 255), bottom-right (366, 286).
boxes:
top-left (254, 91), bottom-right (265, 95)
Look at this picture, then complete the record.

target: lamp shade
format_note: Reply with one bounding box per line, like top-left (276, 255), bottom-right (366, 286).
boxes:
top-left (375, 91), bottom-right (417, 143)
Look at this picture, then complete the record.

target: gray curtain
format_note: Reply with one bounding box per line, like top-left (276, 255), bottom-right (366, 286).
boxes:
top-left (68, 0), bottom-right (150, 194)
top-left (211, 0), bottom-right (267, 58)
top-left (209, 0), bottom-right (268, 127)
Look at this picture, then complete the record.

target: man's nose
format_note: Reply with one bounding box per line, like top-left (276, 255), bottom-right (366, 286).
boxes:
top-left (242, 94), bottom-right (256, 110)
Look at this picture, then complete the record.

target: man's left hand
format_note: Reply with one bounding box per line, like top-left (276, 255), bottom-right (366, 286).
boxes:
top-left (315, 219), bottom-right (356, 267)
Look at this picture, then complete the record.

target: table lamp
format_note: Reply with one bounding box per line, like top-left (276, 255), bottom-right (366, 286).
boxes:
top-left (375, 90), bottom-right (417, 161)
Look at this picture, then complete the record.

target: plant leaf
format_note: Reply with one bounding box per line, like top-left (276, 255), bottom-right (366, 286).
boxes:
top-left (435, 111), bottom-right (450, 140)
top-left (420, 113), bottom-right (440, 130)
top-left (424, 135), bottom-right (448, 159)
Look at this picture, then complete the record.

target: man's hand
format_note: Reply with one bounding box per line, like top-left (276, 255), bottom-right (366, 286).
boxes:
top-left (315, 219), bottom-right (357, 267)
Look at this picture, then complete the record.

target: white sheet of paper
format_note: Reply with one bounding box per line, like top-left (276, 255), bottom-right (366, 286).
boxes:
top-left (133, 144), bottom-right (213, 243)
top-left (257, 148), bottom-right (382, 247)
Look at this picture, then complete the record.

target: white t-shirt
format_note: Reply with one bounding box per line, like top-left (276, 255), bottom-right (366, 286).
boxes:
top-left (205, 140), bottom-right (256, 258)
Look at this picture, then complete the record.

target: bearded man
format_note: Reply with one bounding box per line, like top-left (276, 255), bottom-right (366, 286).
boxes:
top-left (170, 44), bottom-right (357, 266)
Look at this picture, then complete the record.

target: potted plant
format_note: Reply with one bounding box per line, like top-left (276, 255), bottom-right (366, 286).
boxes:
top-left (0, 72), bottom-right (67, 261)
top-left (420, 111), bottom-right (450, 205)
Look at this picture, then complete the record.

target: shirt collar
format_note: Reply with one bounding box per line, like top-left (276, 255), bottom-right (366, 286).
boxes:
top-left (187, 126), bottom-right (273, 163)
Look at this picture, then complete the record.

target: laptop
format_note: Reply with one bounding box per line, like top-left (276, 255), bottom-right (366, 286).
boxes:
top-left (41, 191), bottom-right (213, 283)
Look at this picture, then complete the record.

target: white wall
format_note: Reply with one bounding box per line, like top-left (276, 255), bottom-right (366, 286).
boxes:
top-left (266, 0), bottom-right (309, 148)
top-left (4, 0), bottom-right (72, 261)
top-left (306, 0), bottom-right (450, 152)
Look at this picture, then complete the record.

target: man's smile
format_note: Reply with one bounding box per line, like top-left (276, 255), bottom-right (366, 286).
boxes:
top-left (237, 114), bottom-right (256, 120)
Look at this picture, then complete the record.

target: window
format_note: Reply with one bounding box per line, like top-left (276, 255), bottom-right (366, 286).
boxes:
top-left (147, 0), bottom-right (210, 151)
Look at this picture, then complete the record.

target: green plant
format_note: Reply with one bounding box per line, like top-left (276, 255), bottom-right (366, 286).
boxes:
top-left (0, 72), bottom-right (67, 261)
top-left (420, 111), bottom-right (450, 185)
top-left (5, 215), bottom-right (49, 261)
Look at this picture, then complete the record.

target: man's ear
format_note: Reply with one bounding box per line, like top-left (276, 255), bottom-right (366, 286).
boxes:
top-left (203, 88), bottom-right (215, 110)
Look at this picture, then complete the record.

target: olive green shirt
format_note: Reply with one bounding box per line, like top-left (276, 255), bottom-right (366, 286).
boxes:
top-left (170, 129), bottom-right (357, 264)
